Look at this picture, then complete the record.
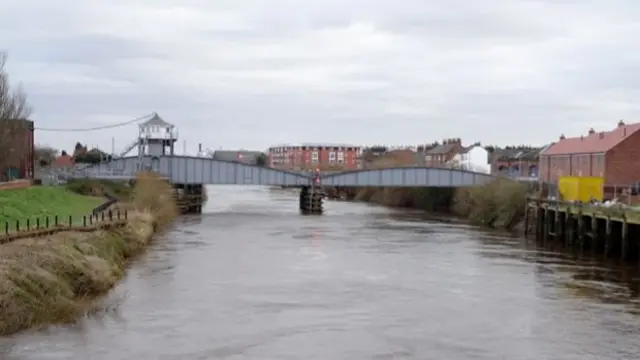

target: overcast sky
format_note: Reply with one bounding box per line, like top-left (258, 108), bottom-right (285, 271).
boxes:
top-left (1, 0), bottom-right (639, 154)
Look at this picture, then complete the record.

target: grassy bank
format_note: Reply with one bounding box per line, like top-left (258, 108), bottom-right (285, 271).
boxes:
top-left (0, 173), bottom-right (178, 335)
top-left (0, 186), bottom-right (104, 226)
top-left (344, 178), bottom-right (529, 231)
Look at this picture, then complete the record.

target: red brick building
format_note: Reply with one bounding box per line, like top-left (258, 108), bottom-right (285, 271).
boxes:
top-left (268, 143), bottom-right (361, 170)
top-left (0, 119), bottom-right (34, 180)
top-left (538, 120), bottom-right (640, 185)
top-left (360, 148), bottom-right (422, 168)
top-left (424, 138), bottom-right (464, 167)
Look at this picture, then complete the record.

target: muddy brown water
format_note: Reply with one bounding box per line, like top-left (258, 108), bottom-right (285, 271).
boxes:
top-left (1, 186), bottom-right (640, 359)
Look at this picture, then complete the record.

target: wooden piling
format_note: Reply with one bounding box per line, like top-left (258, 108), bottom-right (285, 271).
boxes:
top-left (524, 203), bottom-right (530, 239)
top-left (591, 215), bottom-right (598, 255)
top-left (605, 216), bottom-right (612, 259)
top-left (577, 209), bottom-right (584, 253)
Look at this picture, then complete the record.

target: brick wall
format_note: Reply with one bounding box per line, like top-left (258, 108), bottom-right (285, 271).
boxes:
top-left (605, 130), bottom-right (640, 185)
top-left (0, 119), bottom-right (34, 180)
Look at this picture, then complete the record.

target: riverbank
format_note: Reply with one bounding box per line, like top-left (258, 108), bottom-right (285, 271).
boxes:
top-left (338, 178), bottom-right (530, 232)
top-left (0, 173), bottom-right (178, 336)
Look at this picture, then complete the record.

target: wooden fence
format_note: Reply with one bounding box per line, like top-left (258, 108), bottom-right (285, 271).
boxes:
top-left (0, 209), bottom-right (129, 244)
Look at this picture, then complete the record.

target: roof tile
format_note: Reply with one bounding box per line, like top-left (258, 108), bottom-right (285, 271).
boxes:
top-left (541, 122), bottom-right (640, 155)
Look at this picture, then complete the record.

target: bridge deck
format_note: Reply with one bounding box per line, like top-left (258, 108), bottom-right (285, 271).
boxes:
top-left (76, 156), bottom-right (497, 187)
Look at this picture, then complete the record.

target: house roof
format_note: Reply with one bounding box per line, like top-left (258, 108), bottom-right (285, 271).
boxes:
top-left (492, 147), bottom-right (542, 161)
top-left (459, 144), bottom-right (482, 154)
top-left (139, 113), bottom-right (173, 128)
top-left (541, 122), bottom-right (640, 156)
top-left (53, 155), bottom-right (74, 168)
top-left (425, 142), bottom-right (460, 155)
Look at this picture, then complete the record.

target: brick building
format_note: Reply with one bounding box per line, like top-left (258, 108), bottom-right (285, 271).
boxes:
top-left (268, 143), bottom-right (361, 170)
top-left (0, 119), bottom-right (34, 180)
top-left (424, 138), bottom-right (464, 167)
top-left (538, 120), bottom-right (640, 185)
top-left (491, 147), bottom-right (544, 178)
top-left (360, 148), bottom-right (424, 168)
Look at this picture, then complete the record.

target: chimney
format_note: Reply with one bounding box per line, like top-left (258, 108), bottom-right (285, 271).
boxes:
top-left (559, 134), bottom-right (565, 140)
top-left (618, 119), bottom-right (625, 127)
top-left (623, 127), bottom-right (627, 137)
top-left (588, 128), bottom-right (595, 135)
top-left (599, 132), bottom-right (604, 139)
top-left (580, 135), bottom-right (584, 140)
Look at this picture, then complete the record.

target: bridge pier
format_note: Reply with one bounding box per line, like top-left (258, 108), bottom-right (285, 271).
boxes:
top-left (173, 183), bottom-right (204, 214)
top-left (299, 186), bottom-right (324, 215)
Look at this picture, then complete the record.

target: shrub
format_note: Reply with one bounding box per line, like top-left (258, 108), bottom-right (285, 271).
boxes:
top-left (453, 178), bottom-right (527, 230)
top-left (65, 179), bottom-right (132, 199)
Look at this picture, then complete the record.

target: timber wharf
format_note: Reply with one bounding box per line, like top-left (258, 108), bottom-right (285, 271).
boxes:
top-left (525, 197), bottom-right (640, 262)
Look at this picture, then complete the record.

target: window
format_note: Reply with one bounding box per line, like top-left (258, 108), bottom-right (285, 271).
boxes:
top-left (329, 151), bottom-right (336, 163)
top-left (337, 151), bottom-right (344, 161)
top-left (311, 151), bottom-right (319, 164)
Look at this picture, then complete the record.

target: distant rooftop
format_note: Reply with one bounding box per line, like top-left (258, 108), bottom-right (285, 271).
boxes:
top-left (269, 142), bottom-right (362, 148)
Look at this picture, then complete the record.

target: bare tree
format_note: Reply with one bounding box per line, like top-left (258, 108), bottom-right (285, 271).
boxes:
top-left (0, 52), bottom-right (33, 179)
top-left (35, 145), bottom-right (58, 167)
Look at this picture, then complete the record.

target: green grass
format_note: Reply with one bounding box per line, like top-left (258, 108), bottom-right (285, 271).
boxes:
top-left (0, 186), bottom-right (104, 230)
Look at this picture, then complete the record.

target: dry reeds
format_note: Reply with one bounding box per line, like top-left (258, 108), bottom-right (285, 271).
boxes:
top-left (131, 172), bottom-right (178, 228)
top-left (0, 173), bottom-right (178, 336)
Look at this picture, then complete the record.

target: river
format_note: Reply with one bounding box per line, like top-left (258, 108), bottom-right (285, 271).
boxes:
top-left (1, 186), bottom-right (640, 359)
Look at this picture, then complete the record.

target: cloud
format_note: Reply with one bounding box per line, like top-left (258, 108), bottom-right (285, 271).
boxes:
top-left (1, 0), bottom-right (639, 152)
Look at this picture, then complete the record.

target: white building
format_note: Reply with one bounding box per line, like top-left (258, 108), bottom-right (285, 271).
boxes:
top-left (137, 113), bottom-right (178, 157)
top-left (448, 145), bottom-right (490, 174)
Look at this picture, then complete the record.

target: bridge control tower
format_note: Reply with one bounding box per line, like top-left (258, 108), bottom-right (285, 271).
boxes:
top-left (137, 113), bottom-right (177, 160)
top-left (136, 113), bottom-right (203, 214)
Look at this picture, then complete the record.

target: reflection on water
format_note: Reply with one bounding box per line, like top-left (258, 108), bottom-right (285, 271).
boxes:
top-left (1, 186), bottom-right (640, 359)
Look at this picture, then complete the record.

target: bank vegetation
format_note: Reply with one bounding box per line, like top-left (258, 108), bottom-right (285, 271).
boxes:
top-left (341, 158), bottom-right (531, 231)
top-left (0, 173), bottom-right (178, 335)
